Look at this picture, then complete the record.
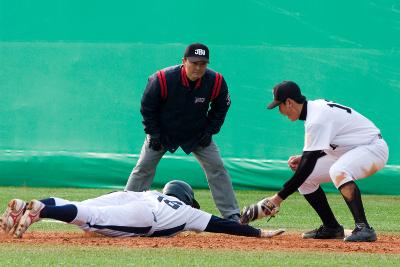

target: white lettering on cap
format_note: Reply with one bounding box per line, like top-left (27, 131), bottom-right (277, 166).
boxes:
top-left (194, 49), bottom-right (206, 56)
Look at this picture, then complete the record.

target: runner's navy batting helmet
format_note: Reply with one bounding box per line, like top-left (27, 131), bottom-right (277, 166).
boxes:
top-left (162, 180), bottom-right (200, 209)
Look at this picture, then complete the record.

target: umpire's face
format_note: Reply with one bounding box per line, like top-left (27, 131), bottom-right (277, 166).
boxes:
top-left (183, 58), bottom-right (208, 81)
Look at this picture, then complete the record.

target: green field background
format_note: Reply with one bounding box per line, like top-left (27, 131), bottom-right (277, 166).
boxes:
top-left (0, 187), bottom-right (400, 266)
top-left (1, 0), bottom-right (399, 193)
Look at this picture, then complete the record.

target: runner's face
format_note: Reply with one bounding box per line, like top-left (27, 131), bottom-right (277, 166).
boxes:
top-left (183, 58), bottom-right (208, 81)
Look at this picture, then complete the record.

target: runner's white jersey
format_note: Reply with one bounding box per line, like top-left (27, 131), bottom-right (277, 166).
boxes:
top-left (69, 191), bottom-right (212, 237)
top-left (148, 191), bottom-right (212, 236)
top-left (303, 99), bottom-right (380, 152)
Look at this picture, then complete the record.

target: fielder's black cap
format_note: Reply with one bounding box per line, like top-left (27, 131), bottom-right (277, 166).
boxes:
top-left (184, 43), bottom-right (209, 63)
top-left (267, 81), bottom-right (306, 109)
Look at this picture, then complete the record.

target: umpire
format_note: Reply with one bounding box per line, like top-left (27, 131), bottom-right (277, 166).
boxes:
top-left (125, 43), bottom-right (240, 221)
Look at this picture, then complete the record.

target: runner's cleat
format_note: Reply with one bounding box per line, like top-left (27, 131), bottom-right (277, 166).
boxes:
top-left (14, 200), bottom-right (45, 238)
top-left (0, 199), bottom-right (26, 234)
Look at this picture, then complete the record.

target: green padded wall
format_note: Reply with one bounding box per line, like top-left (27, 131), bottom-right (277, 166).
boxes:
top-left (1, 0), bottom-right (399, 194)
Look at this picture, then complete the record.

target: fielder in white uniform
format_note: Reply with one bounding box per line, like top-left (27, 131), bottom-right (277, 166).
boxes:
top-left (240, 81), bottom-right (388, 242)
top-left (1, 180), bottom-right (284, 239)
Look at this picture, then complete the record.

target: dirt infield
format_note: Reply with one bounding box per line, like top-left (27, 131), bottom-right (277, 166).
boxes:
top-left (1, 231), bottom-right (400, 254)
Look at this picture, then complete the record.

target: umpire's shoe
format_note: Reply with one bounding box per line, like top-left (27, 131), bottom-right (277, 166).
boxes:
top-left (302, 225), bottom-right (344, 239)
top-left (344, 224), bottom-right (377, 242)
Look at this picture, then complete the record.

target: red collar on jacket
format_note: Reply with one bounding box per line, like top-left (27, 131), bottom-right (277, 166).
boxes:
top-left (180, 65), bottom-right (202, 89)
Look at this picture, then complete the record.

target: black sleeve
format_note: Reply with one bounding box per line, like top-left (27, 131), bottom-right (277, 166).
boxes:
top-left (277, 150), bottom-right (326, 200)
top-left (204, 215), bottom-right (261, 237)
top-left (140, 74), bottom-right (162, 135)
top-left (205, 77), bottom-right (231, 134)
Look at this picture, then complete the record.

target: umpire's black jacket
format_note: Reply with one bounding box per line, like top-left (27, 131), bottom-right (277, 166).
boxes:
top-left (140, 64), bottom-right (231, 154)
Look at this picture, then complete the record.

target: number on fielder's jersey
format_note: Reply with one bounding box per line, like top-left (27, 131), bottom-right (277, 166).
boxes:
top-left (327, 102), bottom-right (352, 114)
top-left (157, 196), bottom-right (183, 210)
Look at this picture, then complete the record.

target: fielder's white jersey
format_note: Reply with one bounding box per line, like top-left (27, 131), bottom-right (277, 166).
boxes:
top-left (303, 99), bottom-right (380, 152)
top-left (53, 191), bottom-right (211, 237)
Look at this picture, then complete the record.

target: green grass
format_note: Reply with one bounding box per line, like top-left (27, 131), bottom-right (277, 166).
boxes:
top-left (198, 188), bottom-right (400, 233)
top-left (1, 186), bottom-right (399, 266)
top-left (0, 245), bottom-right (399, 267)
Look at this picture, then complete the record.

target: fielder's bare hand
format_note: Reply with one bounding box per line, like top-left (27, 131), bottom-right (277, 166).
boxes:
top-left (288, 155), bottom-right (302, 171)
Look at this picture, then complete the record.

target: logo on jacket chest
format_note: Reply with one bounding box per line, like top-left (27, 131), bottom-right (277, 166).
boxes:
top-left (194, 97), bottom-right (206, 104)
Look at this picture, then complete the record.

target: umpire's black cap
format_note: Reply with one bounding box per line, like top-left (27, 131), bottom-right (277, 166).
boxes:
top-left (184, 43), bottom-right (209, 63)
top-left (267, 81), bottom-right (306, 109)
top-left (162, 180), bottom-right (200, 209)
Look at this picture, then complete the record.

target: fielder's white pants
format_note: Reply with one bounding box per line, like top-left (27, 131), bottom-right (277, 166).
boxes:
top-left (298, 138), bottom-right (389, 195)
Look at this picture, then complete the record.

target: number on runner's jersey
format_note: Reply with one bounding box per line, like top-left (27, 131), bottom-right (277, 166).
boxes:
top-left (157, 195), bottom-right (183, 210)
top-left (327, 103), bottom-right (352, 113)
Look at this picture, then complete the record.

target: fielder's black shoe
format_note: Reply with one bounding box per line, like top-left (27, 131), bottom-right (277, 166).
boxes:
top-left (302, 225), bottom-right (344, 239)
top-left (344, 224), bottom-right (377, 242)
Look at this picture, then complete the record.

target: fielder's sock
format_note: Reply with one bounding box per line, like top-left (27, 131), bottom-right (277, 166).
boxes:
top-left (40, 204), bottom-right (78, 223)
top-left (39, 198), bottom-right (56, 206)
top-left (339, 181), bottom-right (370, 228)
top-left (304, 186), bottom-right (341, 228)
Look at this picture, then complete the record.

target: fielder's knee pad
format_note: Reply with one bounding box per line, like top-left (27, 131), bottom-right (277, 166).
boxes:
top-left (329, 166), bottom-right (353, 189)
